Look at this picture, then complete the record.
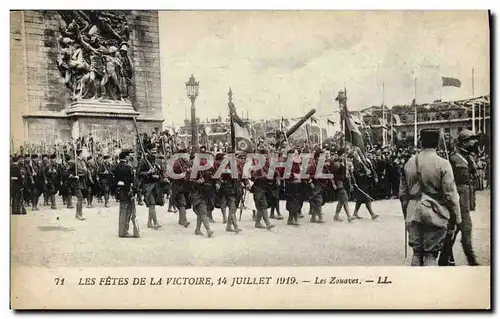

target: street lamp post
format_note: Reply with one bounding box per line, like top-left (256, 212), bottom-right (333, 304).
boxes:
top-left (185, 74), bottom-right (200, 152)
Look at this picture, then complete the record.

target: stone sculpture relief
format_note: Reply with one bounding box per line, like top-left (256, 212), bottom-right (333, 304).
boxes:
top-left (56, 10), bottom-right (133, 102)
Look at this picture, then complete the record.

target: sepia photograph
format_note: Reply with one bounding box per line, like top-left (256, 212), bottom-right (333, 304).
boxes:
top-left (9, 8), bottom-right (491, 309)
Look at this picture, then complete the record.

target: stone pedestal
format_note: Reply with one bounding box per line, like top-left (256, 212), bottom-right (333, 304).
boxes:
top-left (66, 99), bottom-right (140, 118)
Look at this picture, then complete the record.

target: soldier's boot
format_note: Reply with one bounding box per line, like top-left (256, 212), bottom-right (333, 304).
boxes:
top-left (366, 202), bottom-right (379, 220)
top-left (167, 199), bottom-right (175, 212)
top-left (62, 196), bottom-right (67, 206)
top-left (225, 213), bottom-right (234, 232)
top-left (97, 196), bottom-right (102, 204)
top-left (411, 254), bottom-right (422, 266)
top-left (462, 231), bottom-right (480, 266)
top-left (148, 206), bottom-right (161, 229)
top-left (254, 209), bottom-right (265, 229)
top-left (252, 210), bottom-right (257, 221)
top-left (422, 255), bottom-right (438, 266)
top-left (131, 217), bottom-right (140, 238)
top-left (104, 193), bottom-right (110, 208)
top-left (195, 215), bottom-right (204, 236)
top-left (89, 195), bottom-right (94, 208)
top-left (50, 195), bottom-right (56, 209)
top-left (275, 204), bottom-right (284, 220)
top-left (43, 193), bottom-right (49, 206)
top-left (75, 203), bottom-right (85, 220)
top-left (317, 209), bottom-right (326, 223)
top-left (67, 196), bottom-right (74, 209)
top-left (287, 212), bottom-right (300, 226)
top-left (178, 207), bottom-right (190, 227)
top-left (207, 210), bottom-right (215, 223)
top-left (262, 209), bottom-right (275, 230)
top-left (270, 207), bottom-right (276, 219)
top-left (310, 207), bottom-right (317, 223)
top-left (230, 212), bottom-right (242, 234)
top-left (221, 208), bottom-right (227, 224)
top-left (137, 195), bottom-right (144, 206)
top-left (201, 214), bottom-right (214, 238)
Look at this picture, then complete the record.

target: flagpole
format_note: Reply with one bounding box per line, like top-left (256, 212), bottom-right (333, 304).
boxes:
top-left (390, 109), bottom-right (393, 146)
top-left (414, 76), bottom-right (418, 147)
top-left (318, 90), bottom-right (323, 147)
top-left (472, 68), bottom-right (476, 133)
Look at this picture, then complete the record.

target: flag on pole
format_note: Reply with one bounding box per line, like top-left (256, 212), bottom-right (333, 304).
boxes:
top-left (379, 118), bottom-right (389, 130)
top-left (442, 77), bottom-right (462, 88)
top-left (344, 106), bottom-right (365, 152)
top-left (393, 114), bottom-right (401, 125)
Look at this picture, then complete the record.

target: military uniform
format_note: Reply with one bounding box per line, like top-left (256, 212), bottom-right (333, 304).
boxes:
top-left (400, 129), bottom-right (461, 266)
top-left (68, 152), bottom-right (88, 220)
top-left (351, 157), bottom-right (379, 219)
top-left (60, 154), bottom-right (73, 208)
top-left (216, 152), bottom-right (243, 233)
top-left (11, 157), bottom-right (27, 215)
top-left (170, 151), bottom-right (191, 227)
top-left (98, 155), bottom-right (114, 207)
top-left (331, 150), bottom-right (354, 221)
top-left (439, 141), bottom-right (480, 266)
top-left (190, 155), bottom-right (214, 237)
top-left (114, 152), bottom-right (140, 238)
top-left (306, 151), bottom-right (331, 223)
top-left (42, 154), bottom-right (61, 209)
top-left (138, 153), bottom-right (163, 229)
top-left (251, 149), bottom-right (275, 230)
top-left (86, 156), bottom-right (98, 208)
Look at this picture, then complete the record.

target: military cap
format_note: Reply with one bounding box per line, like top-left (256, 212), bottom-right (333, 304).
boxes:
top-left (103, 155), bottom-right (110, 160)
top-left (119, 152), bottom-right (128, 160)
top-left (87, 156), bottom-right (93, 160)
top-left (158, 154), bottom-right (165, 159)
top-left (42, 154), bottom-right (49, 158)
top-left (31, 154), bottom-right (38, 159)
top-left (236, 151), bottom-right (246, 158)
top-left (420, 128), bottom-right (440, 144)
top-left (76, 149), bottom-right (83, 155)
top-left (12, 155), bottom-right (20, 162)
top-left (458, 129), bottom-right (478, 142)
top-left (64, 154), bottom-right (71, 161)
top-left (24, 154), bottom-right (30, 158)
top-left (199, 145), bottom-right (207, 151)
top-left (50, 153), bottom-right (57, 159)
top-left (97, 153), bottom-right (103, 158)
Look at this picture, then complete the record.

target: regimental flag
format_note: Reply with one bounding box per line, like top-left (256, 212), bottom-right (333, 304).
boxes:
top-left (229, 102), bottom-right (253, 152)
top-left (442, 77), bottom-right (462, 88)
top-left (393, 114), bottom-right (401, 125)
top-left (343, 105), bottom-right (365, 153)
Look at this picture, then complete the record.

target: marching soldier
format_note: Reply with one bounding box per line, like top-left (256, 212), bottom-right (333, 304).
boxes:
top-left (114, 150), bottom-right (140, 238)
top-left (138, 148), bottom-right (163, 229)
top-left (439, 129), bottom-right (480, 266)
top-left (269, 150), bottom-right (284, 220)
top-left (170, 148), bottom-right (191, 228)
top-left (86, 156), bottom-right (98, 208)
top-left (400, 129), bottom-right (461, 266)
top-left (214, 152), bottom-right (229, 224)
top-left (200, 145), bottom-right (218, 223)
top-left (68, 149), bottom-right (88, 220)
top-left (27, 154), bottom-right (44, 211)
top-left (351, 150), bottom-right (380, 220)
top-left (216, 150), bottom-right (243, 233)
top-left (98, 154), bottom-right (114, 207)
top-left (43, 154), bottom-right (61, 209)
top-left (307, 149), bottom-right (332, 223)
top-left (331, 148), bottom-right (355, 222)
top-left (60, 154), bottom-right (73, 208)
top-left (251, 146), bottom-right (275, 230)
top-left (40, 154), bottom-right (50, 206)
top-left (11, 155), bottom-right (27, 215)
top-left (190, 152), bottom-right (214, 237)
top-left (21, 155), bottom-right (32, 207)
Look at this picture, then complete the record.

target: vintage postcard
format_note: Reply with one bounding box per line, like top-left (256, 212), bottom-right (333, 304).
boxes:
top-left (10, 10), bottom-right (491, 309)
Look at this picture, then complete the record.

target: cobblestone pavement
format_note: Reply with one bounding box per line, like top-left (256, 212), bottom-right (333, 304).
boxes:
top-left (11, 191), bottom-right (490, 267)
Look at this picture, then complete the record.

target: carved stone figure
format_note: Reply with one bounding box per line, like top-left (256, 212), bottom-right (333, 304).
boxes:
top-left (56, 10), bottom-right (133, 102)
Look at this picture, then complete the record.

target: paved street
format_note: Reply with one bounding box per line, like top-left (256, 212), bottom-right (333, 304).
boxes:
top-left (11, 191), bottom-right (490, 267)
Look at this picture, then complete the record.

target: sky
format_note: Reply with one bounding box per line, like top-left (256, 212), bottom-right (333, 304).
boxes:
top-left (158, 11), bottom-right (490, 126)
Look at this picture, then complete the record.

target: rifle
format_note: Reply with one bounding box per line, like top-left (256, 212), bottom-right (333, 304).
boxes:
top-left (239, 187), bottom-right (247, 222)
top-left (132, 117), bottom-right (153, 169)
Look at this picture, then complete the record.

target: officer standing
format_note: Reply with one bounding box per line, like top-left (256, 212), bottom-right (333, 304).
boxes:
top-left (331, 148), bottom-right (354, 222)
top-left (439, 129), bottom-right (480, 266)
top-left (68, 148), bottom-right (87, 220)
top-left (98, 154), bottom-right (114, 208)
top-left (399, 129), bottom-right (461, 266)
top-left (114, 150), bottom-right (140, 238)
top-left (170, 148), bottom-right (191, 228)
top-left (190, 152), bottom-right (214, 238)
top-left (138, 148), bottom-right (162, 229)
top-left (43, 154), bottom-right (61, 209)
top-left (11, 155), bottom-right (27, 215)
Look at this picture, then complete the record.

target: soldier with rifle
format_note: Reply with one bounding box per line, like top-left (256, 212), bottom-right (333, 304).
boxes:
top-left (285, 148), bottom-right (305, 226)
top-left (86, 155), bottom-right (98, 208)
top-left (68, 148), bottom-right (88, 220)
top-left (170, 147), bottom-right (191, 228)
top-left (351, 149), bottom-right (380, 220)
top-left (98, 154), bottom-right (115, 208)
top-left (216, 149), bottom-right (243, 233)
top-left (138, 148), bottom-right (163, 229)
top-left (60, 153), bottom-right (73, 208)
top-left (306, 149), bottom-right (332, 223)
top-left (43, 154), bottom-right (61, 209)
top-left (190, 151), bottom-right (214, 238)
top-left (250, 146), bottom-right (276, 230)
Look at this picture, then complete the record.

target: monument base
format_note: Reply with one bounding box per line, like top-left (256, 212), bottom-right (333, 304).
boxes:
top-left (66, 99), bottom-right (140, 118)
